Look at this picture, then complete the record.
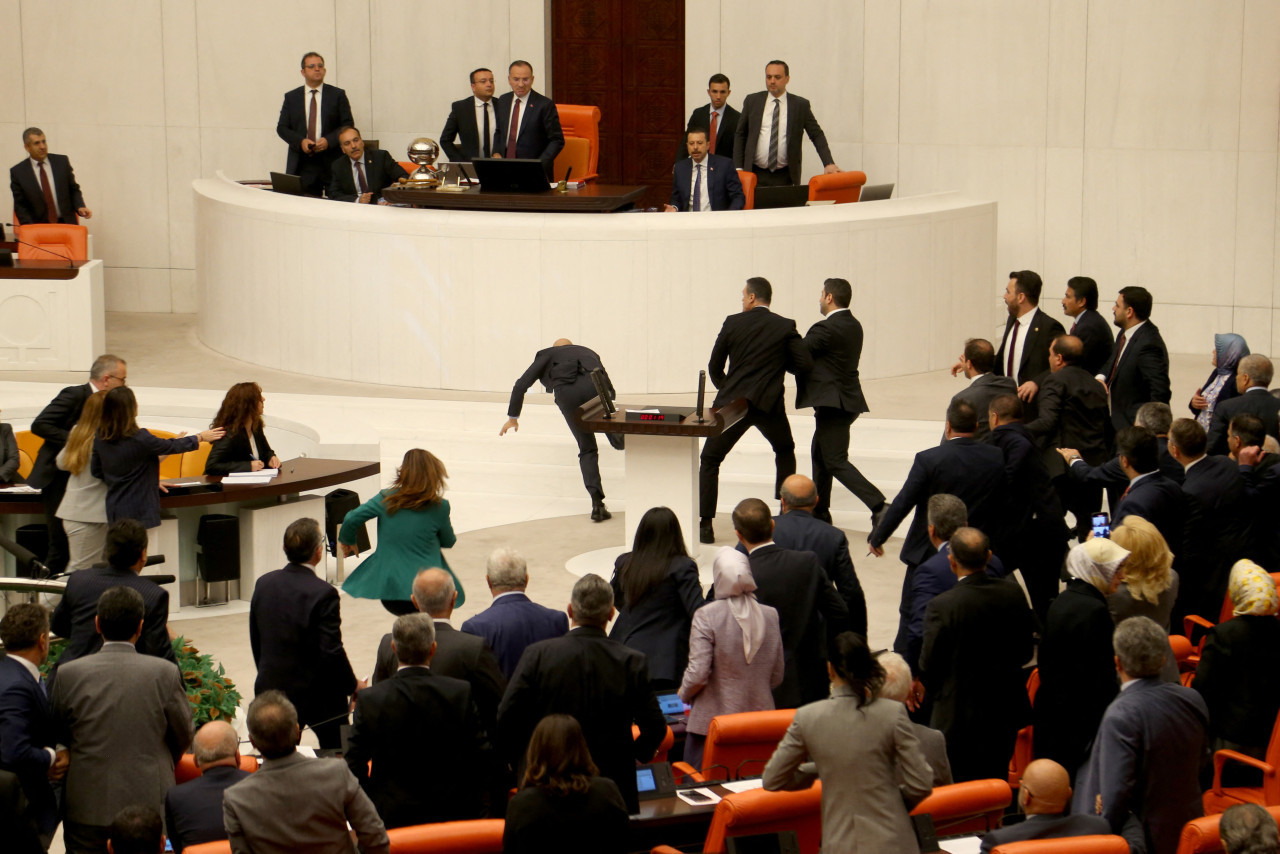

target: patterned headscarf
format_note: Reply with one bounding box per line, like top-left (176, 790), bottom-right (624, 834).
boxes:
top-left (1229, 559), bottom-right (1279, 617)
top-left (712, 547), bottom-right (767, 664)
top-left (1065, 538), bottom-right (1130, 592)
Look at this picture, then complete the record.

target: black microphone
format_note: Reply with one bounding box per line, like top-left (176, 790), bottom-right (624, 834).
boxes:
top-left (1, 224), bottom-right (75, 267)
top-left (0, 530), bottom-right (50, 578)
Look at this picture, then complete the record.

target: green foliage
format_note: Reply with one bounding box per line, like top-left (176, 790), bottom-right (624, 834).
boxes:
top-left (173, 636), bottom-right (243, 727)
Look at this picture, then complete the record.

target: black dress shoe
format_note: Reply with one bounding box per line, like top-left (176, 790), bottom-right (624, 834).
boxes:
top-left (699, 519), bottom-right (715, 544)
top-left (591, 503), bottom-right (612, 522)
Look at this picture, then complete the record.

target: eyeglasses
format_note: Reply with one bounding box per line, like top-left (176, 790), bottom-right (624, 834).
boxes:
top-left (304, 63), bottom-right (325, 70)
top-left (107, 374), bottom-right (127, 384)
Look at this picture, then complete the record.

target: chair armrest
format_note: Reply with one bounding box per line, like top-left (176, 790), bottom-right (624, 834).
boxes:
top-left (1184, 614), bottom-right (1215, 643)
top-left (1211, 749), bottom-right (1276, 794)
top-left (671, 761), bottom-right (704, 784)
top-left (651, 847), bottom-right (688, 854)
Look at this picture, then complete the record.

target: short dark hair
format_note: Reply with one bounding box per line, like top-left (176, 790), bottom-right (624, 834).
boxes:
top-left (949, 527), bottom-right (989, 571)
top-left (964, 338), bottom-right (996, 374)
top-left (989, 393), bottom-right (1022, 422)
top-left (1009, 270), bottom-right (1043, 305)
top-left (0, 603), bottom-right (49, 651)
top-left (686, 127), bottom-right (709, 143)
top-left (509, 60), bottom-right (533, 74)
top-left (470, 67), bottom-right (492, 84)
top-left (829, 633), bottom-right (883, 707)
top-left (708, 73), bottom-right (730, 88)
top-left (765, 60), bottom-right (790, 76)
top-left (1118, 286), bottom-right (1153, 321)
top-left (744, 277), bottom-right (772, 304)
top-left (247, 690), bottom-right (299, 759)
top-left (105, 518), bottom-right (148, 571)
top-left (570, 574), bottom-right (614, 626)
top-left (732, 498), bottom-right (773, 544)
top-left (22, 127), bottom-right (45, 145)
top-left (300, 52), bottom-right (324, 69)
top-left (1169, 418), bottom-right (1207, 459)
top-left (823, 278), bottom-right (852, 309)
top-left (1116, 426), bottom-right (1159, 474)
top-left (1230, 413), bottom-right (1266, 449)
top-left (283, 518), bottom-right (323, 564)
top-left (108, 805), bottom-right (164, 854)
top-left (946, 399), bottom-right (978, 434)
top-left (97, 586), bottom-right (145, 642)
top-left (335, 125), bottom-right (360, 140)
top-left (1067, 276), bottom-right (1099, 311)
top-left (1051, 334), bottom-right (1083, 364)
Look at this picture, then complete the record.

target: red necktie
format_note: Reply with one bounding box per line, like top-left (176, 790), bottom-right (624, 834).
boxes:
top-left (1120, 484), bottom-right (1131, 502)
top-left (307, 89), bottom-right (318, 142)
top-left (355, 160), bottom-right (369, 194)
top-left (505, 98), bottom-right (521, 158)
top-left (1006, 319), bottom-right (1020, 377)
top-left (1108, 330), bottom-right (1128, 384)
top-left (708, 110), bottom-right (719, 155)
top-left (38, 161), bottom-right (57, 223)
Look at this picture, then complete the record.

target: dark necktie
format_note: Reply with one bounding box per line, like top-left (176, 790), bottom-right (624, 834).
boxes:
top-left (709, 110), bottom-right (719, 155)
top-left (505, 98), bottom-right (521, 159)
top-left (767, 98), bottom-right (780, 170)
top-left (1108, 330), bottom-right (1128, 385)
top-left (38, 160), bottom-right (57, 223)
top-left (1070, 319), bottom-right (1078, 334)
top-left (1006, 318), bottom-right (1020, 377)
top-left (691, 163), bottom-right (703, 212)
top-left (355, 160), bottom-right (369, 194)
top-left (482, 102), bottom-right (491, 157)
top-left (307, 89), bottom-right (318, 143)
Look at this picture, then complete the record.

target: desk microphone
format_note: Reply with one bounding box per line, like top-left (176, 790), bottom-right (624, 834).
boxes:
top-left (1, 224), bottom-right (75, 267)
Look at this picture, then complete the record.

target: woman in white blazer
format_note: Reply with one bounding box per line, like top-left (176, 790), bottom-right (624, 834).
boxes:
top-left (55, 390), bottom-right (109, 570)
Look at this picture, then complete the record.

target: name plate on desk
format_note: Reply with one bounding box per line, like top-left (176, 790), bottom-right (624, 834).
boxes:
top-left (625, 409), bottom-right (682, 423)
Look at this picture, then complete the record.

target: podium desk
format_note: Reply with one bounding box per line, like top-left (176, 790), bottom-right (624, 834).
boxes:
top-left (0, 259), bottom-right (104, 372)
top-left (577, 399), bottom-right (747, 555)
top-left (382, 183), bottom-right (647, 213)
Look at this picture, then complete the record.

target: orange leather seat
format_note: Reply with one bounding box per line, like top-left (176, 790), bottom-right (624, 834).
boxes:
top-left (398, 161), bottom-right (417, 176)
top-left (387, 818), bottom-right (505, 853)
top-left (633, 723), bottom-right (675, 763)
top-left (14, 222), bottom-right (89, 260)
top-left (651, 783), bottom-right (823, 854)
top-left (1203, 708), bottom-right (1280, 814)
top-left (182, 442), bottom-right (214, 477)
top-left (183, 842), bottom-right (231, 854)
top-left (990, 836), bottom-right (1131, 853)
top-left (737, 170), bottom-right (757, 210)
top-left (807, 170), bottom-right (867, 204)
top-left (672, 709), bottom-right (795, 783)
top-left (1009, 668), bottom-right (1040, 788)
top-left (553, 104), bottom-right (600, 182)
top-left (174, 752), bottom-right (259, 784)
top-left (147, 429), bottom-right (185, 479)
top-left (910, 778), bottom-right (1012, 836)
top-left (1178, 804), bottom-right (1280, 853)
top-left (15, 430), bottom-right (43, 481)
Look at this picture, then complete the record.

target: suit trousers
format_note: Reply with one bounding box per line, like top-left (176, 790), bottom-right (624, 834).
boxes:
top-left (297, 154), bottom-right (330, 197)
top-left (555, 379), bottom-right (605, 503)
top-left (39, 473), bottom-right (70, 576)
top-left (811, 407), bottom-right (885, 519)
top-left (752, 165), bottom-right (792, 187)
top-left (1005, 520), bottom-right (1068, 627)
top-left (699, 402), bottom-right (795, 519)
top-left (63, 520), bottom-right (108, 571)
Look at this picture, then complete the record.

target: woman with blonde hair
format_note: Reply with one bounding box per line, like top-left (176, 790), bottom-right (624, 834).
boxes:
top-left (1109, 515), bottom-right (1179, 631)
top-left (55, 390), bottom-right (109, 569)
top-left (339, 448), bottom-right (457, 615)
top-left (204, 381), bottom-right (280, 475)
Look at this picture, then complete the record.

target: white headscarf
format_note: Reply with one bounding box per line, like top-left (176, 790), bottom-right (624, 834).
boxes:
top-left (713, 547), bottom-right (767, 664)
top-left (1066, 538), bottom-right (1130, 592)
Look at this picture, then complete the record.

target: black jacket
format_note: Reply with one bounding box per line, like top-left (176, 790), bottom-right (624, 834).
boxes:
top-left (995, 308), bottom-right (1065, 387)
top-left (1193, 615), bottom-right (1280, 750)
top-left (51, 564), bottom-right (176, 670)
top-left (1112, 471), bottom-right (1185, 556)
top-left (950, 374), bottom-right (1017, 441)
top-left (796, 310), bottom-right (868, 415)
top-left (27, 383), bottom-right (93, 489)
top-left (1208, 388), bottom-right (1280, 456)
top-left (504, 777), bottom-right (629, 854)
top-left (493, 90), bottom-right (565, 178)
top-left (1068, 309), bottom-right (1115, 377)
top-left (987, 422), bottom-right (1066, 541)
top-left (164, 765), bottom-right (251, 852)
top-left (1100, 322), bottom-right (1172, 433)
top-left (1179, 456), bottom-right (1251, 621)
top-left (203, 427), bottom-right (276, 476)
top-left (509, 345), bottom-right (613, 419)
top-left (733, 91), bottom-right (834, 185)
top-left (92, 430), bottom-right (199, 528)
top-left (1025, 365), bottom-right (1112, 470)
top-left (609, 555), bottom-right (705, 685)
top-left (10, 153), bottom-right (85, 224)
top-left (769, 509), bottom-right (866, 637)
top-left (326, 149), bottom-right (409, 203)
top-left (678, 103), bottom-right (741, 161)
top-left (440, 96), bottom-right (492, 162)
top-left (275, 85), bottom-right (354, 177)
top-left (708, 307), bottom-right (811, 412)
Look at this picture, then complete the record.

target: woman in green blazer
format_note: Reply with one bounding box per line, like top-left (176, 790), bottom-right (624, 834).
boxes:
top-left (339, 448), bottom-right (460, 614)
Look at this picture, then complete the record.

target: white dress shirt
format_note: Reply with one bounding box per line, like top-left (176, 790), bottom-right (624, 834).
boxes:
top-left (474, 97), bottom-right (495, 156)
top-left (1001, 306), bottom-right (1039, 380)
top-left (29, 157), bottom-right (60, 217)
top-left (754, 95), bottom-right (788, 169)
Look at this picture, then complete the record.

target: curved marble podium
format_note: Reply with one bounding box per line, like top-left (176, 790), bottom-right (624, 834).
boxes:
top-left (195, 173), bottom-right (998, 394)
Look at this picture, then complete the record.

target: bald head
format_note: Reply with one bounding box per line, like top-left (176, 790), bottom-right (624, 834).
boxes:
top-left (411, 568), bottom-right (457, 617)
top-left (193, 720), bottom-right (240, 769)
top-left (1020, 759), bottom-right (1072, 815)
top-left (553, 338), bottom-right (573, 347)
top-left (779, 475), bottom-right (817, 511)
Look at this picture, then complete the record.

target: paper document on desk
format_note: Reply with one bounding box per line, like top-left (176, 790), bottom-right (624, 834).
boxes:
top-left (222, 475), bottom-right (273, 484)
top-left (225, 469), bottom-right (278, 479)
top-left (164, 480), bottom-right (205, 487)
top-left (0, 485), bottom-right (40, 493)
top-left (939, 836), bottom-right (982, 854)
top-left (720, 778), bottom-right (763, 793)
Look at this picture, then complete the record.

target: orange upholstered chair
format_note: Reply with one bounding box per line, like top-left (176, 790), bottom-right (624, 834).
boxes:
top-left (147, 429), bottom-right (185, 479)
top-left (181, 442), bottom-right (214, 477)
top-left (14, 222), bottom-right (89, 260)
top-left (15, 430), bottom-right (43, 481)
top-left (387, 819), bottom-right (505, 854)
top-left (183, 842), bottom-right (231, 854)
top-left (672, 709), bottom-right (795, 783)
top-left (910, 778), bottom-right (1013, 836)
top-left (398, 161), bottom-right (417, 176)
top-left (1177, 804), bottom-right (1280, 854)
top-left (1009, 668), bottom-right (1041, 789)
top-left (990, 836), bottom-right (1131, 854)
top-left (651, 783), bottom-right (824, 854)
top-left (1203, 708), bottom-right (1280, 814)
top-left (553, 104), bottom-right (600, 182)
top-left (807, 170), bottom-right (867, 204)
top-left (737, 170), bottom-right (757, 210)
top-left (633, 723), bottom-right (675, 764)
top-left (174, 752), bottom-right (259, 784)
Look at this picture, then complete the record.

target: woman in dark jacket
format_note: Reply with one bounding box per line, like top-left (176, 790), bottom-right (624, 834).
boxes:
top-left (1189, 333), bottom-right (1248, 428)
top-left (1034, 538), bottom-right (1130, 781)
top-left (204, 381), bottom-right (280, 475)
top-left (92, 387), bottom-right (224, 527)
top-left (609, 506), bottom-right (705, 687)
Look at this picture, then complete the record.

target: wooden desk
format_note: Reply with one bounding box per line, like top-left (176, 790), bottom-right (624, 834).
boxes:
top-left (0, 259), bottom-right (91, 280)
top-left (382, 183), bottom-right (647, 213)
top-left (629, 784), bottom-right (732, 853)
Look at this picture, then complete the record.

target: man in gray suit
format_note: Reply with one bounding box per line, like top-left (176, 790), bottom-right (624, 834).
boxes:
top-left (223, 691), bottom-right (388, 854)
top-left (50, 586), bottom-right (193, 854)
top-left (877, 652), bottom-right (951, 787)
top-left (979, 759), bottom-right (1110, 851)
top-left (948, 338), bottom-right (1016, 440)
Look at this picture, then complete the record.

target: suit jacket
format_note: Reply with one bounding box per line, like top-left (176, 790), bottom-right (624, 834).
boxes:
top-left (1113, 471), bottom-right (1185, 558)
top-left (503, 777), bottom-right (629, 854)
top-left (899, 544), bottom-right (1007, 675)
top-left (0, 767), bottom-right (43, 854)
top-left (27, 382), bottom-right (93, 489)
top-left (869, 437), bottom-right (1008, 567)
top-left (327, 149), bottom-right (409, 203)
top-left (460, 593), bottom-right (568, 679)
top-left (708, 307), bottom-right (812, 411)
top-left (497, 626), bottom-right (666, 813)
top-left (164, 764), bottom-right (251, 853)
top-left (345, 667), bottom-right (496, 828)
top-left (440, 96), bottom-right (492, 162)
top-left (979, 813), bottom-right (1113, 853)
top-left (1072, 437), bottom-right (1184, 489)
top-left (50, 644), bottom-right (193, 827)
top-left (950, 374), bottom-right (1017, 441)
top-left (987, 422), bottom-right (1067, 546)
top-left (10, 153), bottom-right (85, 224)
top-left (733, 91), bottom-right (834, 185)
top-left (1072, 678), bottom-right (1209, 854)
top-left (678, 599), bottom-right (785, 735)
top-left (995, 308), bottom-right (1066, 387)
top-left (203, 426), bottom-right (276, 476)
top-left (508, 344), bottom-right (613, 418)
top-left (912, 722), bottom-right (953, 787)
top-left (250, 562), bottom-right (357, 725)
top-left (1068, 309), bottom-right (1115, 377)
top-left (275, 85), bottom-right (354, 177)
top-left (1179, 456), bottom-right (1251, 620)
top-left (1100, 322), bottom-right (1172, 433)
top-left (763, 691), bottom-right (933, 854)
top-left (493, 90), bottom-right (565, 178)
top-left (223, 751), bottom-right (389, 854)
top-left (1208, 387), bottom-right (1280, 456)
top-left (0, 656), bottom-right (57, 835)
top-left (92, 429), bottom-right (199, 527)
top-left (668, 154), bottom-right (744, 211)
top-left (1192, 614), bottom-right (1280, 750)
top-left (1025, 366), bottom-right (1112, 469)
top-left (797, 309), bottom-right (869, 416)
top-left (678, 103), bottom-right (741, 161)
top-left (50, 563), bottom-right (175, 668)
top-left (770, 509), bottom-right (866, 637)
top-left (609, 555), bottom-right (706, 684)
top-left (0, 423), bottom-right (18, 482)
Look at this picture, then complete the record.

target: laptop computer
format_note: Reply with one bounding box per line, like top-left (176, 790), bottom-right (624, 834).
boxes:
top-left (860, 182), bottom-right (895, 201)
top-left (269, 172), bottom-right (306, 196)
top-left (753, 185), bottom-right (811, 209)
top-left (471, 157), bottom-right (550, 193)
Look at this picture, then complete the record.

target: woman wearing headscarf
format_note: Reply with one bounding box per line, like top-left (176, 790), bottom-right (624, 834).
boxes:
top-left (1190, 333), bottom-right (1249, 429)
top-left (1193, 560), bottom-right (1280, 757)
top-left (678, 547), bottom-right (784, 771)
top-left (1033, 538), bottom-right (1129, 781)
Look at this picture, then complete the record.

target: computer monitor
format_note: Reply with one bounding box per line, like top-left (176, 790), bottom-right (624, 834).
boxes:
top-left (860, 183), bottom-right (895, 201)
top-left (753, 185), bottom-right (810, 209)
top-left (269, 172), bottom-right (306, 196)
top-left (471, 157), bottom-right (550, 193)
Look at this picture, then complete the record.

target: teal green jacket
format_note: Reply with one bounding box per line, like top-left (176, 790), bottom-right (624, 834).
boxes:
top-left (339, 491), bottom-right (461, 604)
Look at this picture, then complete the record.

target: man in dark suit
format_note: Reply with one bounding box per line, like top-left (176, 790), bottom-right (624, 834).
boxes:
top-left (0, 604), bottom-right (65, 846)
top-left (275, 52), bottom-right (354, 196)
top-left (979, 759), bottom-right (1111, 852)
top-left (163, 722), bottom-right (251, 853)
top-left (347, 613), bottom-right (500, 828)
top-left (919, 527), bottom-right (1036, 783)
top-left (460, 547), bottom-right (568, 678)
top-left (1208, 354), bottom-right (1280, 455)
top-left (1235, 415), bottom-right (1280, 567)
top-left (440, 68), bottom-right (497, 162)
top-left (730, 498), bottom-right (850, 707)
top-left (493, 60), bottom-right (564, 180)
top-left (497, 574), bottom-right (666, 813)
top-left (1067, 426), bottom-right (1184, 550)
top-left (326, 127), bottom-right (408, 203)
top-left (51, 518), bottom-right (175, 670)
top-left (665, 128), bottom-right (744, 211)
top-left (948, 338), bottom-right (1016, 440)
top-left (10, 127), bottom-right (92, 224)
top-left (1059, 276), bottom-right (1114, 376)
top-left (1098, 285), bottom-right (1171, 435)
top-left (732, 60), bottom-right (839, 187)
top-left (699, 277), bottom-right (813, 543)
top-left (249, 517), bottom-right (358, 750)
top-left (797, 277), bottom-right (887, 524)
top-left (27, 354), bottom-right (126, 576)
top-left (994, 270), bottom-right (1065, 418)
top-left (678, 73), bottom-right (739, 161)
top-left (1073, 616), bottom-right (1209, 854)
